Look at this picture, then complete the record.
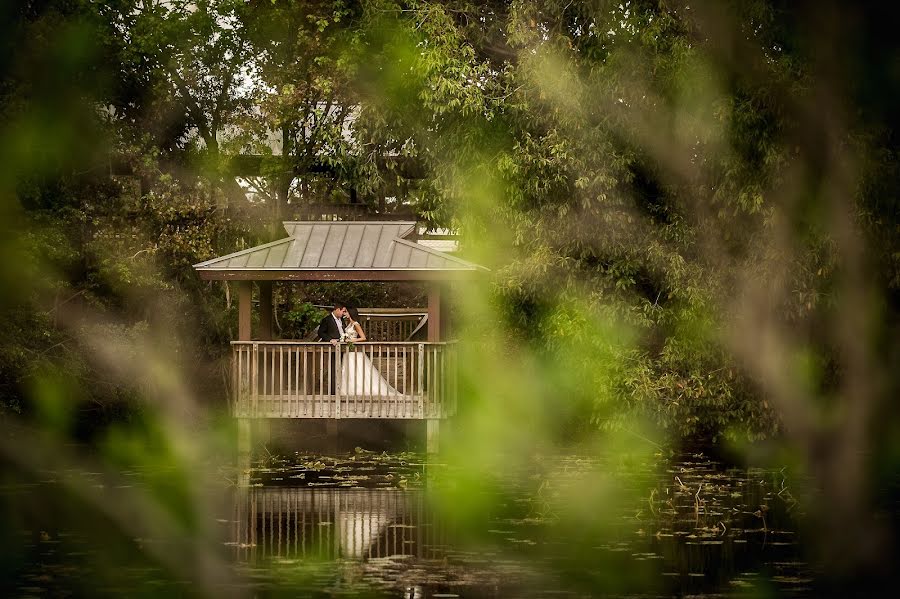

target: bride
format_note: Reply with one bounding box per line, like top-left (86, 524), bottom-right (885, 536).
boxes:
top-left (341, 307), bottom-right (401, 396)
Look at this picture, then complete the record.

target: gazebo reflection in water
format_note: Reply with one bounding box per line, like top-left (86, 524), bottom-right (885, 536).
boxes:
top-left (230, 488), bottom-right (446, 563)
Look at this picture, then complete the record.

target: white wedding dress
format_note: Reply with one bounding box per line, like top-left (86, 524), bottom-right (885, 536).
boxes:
top-left (341, 325), bottom-right (401, 396)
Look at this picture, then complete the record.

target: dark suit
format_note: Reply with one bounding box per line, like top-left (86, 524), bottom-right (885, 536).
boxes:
top-left (317, 313), bottom-right (344, 342)
top-left (317, 313), bottom-right (343, 393)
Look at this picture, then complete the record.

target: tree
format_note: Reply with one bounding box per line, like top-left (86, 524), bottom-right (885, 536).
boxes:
top-left (98, 0), bottom-right (252, 201)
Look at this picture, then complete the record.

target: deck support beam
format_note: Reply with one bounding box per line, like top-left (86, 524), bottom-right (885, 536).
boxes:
top-left (258, 281), bottom-right (273, 340)
top-left (254, 419), bottom-right (271, 447)
top-left (238, 282), bottom-right (252, 341)
top-left (426, 419), bottom-right (440, 454)
top-left (237, 417), bottom-right (251, 457)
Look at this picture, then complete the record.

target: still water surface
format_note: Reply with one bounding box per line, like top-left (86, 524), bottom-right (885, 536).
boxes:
top-left (233, 451), bottom-right (813, 597)
top-left (10, 451), bottom-right (814, 597)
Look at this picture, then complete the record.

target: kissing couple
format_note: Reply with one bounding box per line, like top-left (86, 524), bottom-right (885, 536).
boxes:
top-left (316, 301), bottom-right (399, 397)
top-left (316, 300), bottom-right (365, 345)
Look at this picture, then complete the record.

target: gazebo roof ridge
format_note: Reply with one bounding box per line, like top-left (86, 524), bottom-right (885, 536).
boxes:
top-left (282, 220), bottom-right (417, 239)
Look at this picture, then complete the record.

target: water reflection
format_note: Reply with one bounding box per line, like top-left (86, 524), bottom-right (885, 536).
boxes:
top-left (231, 488), bottom-right (442, 563)
top-left (0, 449), bottom-right (820, 596)
top-left (228, 454), bottom-right (816, 597)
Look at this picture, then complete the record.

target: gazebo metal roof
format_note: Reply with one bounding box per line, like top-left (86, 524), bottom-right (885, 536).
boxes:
top-left (193, 221), bottom-right (487, 281)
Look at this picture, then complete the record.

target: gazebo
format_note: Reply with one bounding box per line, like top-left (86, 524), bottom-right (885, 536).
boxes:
top-left (193, 221), bottom-right (487, 453)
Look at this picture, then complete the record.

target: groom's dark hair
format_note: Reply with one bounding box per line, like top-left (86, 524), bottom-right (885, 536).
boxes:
top-left (332, 300), bottom-right (347, 310)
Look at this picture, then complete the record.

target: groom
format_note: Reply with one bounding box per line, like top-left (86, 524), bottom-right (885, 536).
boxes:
top-left (317, 301), bottom-right (347, 344)
top-left (317, 301), bottom-right (347, 394)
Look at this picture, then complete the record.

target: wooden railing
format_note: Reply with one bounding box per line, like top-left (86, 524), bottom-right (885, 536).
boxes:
top-left (358, 313), bottom-right (425, 341)
top-left (231, 341), bottom-right (457, 419)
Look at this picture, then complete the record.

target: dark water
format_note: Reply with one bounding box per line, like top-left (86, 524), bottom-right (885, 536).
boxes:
top-left (3, 451), bottom-right (815, 597)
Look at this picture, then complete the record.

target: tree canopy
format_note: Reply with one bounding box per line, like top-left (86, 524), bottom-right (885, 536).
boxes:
top-left (2, 0), bottom-right (899, 582)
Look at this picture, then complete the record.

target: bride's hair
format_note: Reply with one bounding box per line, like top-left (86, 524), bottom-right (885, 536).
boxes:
top-left (347, 306), bottom-right (360, 322)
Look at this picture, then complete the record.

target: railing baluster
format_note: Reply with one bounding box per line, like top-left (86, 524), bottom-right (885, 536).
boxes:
top-left (302, 347), bottom-right (307, 416)
top-left (377, 344), bottom-right (383, 418)
top-left (417, 343), bottom-right (424, 419)
top-left (334, 345), bottom-right (341, 418)
top-left (315, 346), bottom-right (322, 418)
top-left (233, 345), bottom-right (240, 416)
top-left (367, 344), bottom-right (374, 417)
top-left (269, 346), bottom-right (274, 416)
top-left (439, 345), bottom-right (446, 418)
top-left (279, 345), bottom-right (284, 417)
top-left (265, 345), bottom-right (270, 416)
top-left (251, 345), bottom-right (256, 418)
top-left (427, 345), bottom-right (432, 419)
top-left (297, 346), bottom-right (303, 416)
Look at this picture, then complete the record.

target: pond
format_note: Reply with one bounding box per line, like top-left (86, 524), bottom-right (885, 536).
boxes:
top-left (5, 451), bottom-right (815, 597)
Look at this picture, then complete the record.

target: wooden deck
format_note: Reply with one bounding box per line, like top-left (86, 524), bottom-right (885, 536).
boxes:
top-left (231, 341), bottom-right (457, 419)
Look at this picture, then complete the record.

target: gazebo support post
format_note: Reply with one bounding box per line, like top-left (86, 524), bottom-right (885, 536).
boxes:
top-left (427, 283), bottom-right (442, 453)
top-left (326, 419), bottom-right (338, 453)
top-left (426, 419), bottom-right (440, 454)
top-left (238, 281), bottom-right (252, 342)
top-left (237, 281), bottom-right (252, 459)
top-left (237, 419), bottom-right (251, 456)
top-left (427, 283), bottom-right (441, 342)
top-left (256, 281), bottom-right (274, 447)
top-left (259, 281), bottom-right (273, 340)
top-left (442, 290), bottom-right (452, 339)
